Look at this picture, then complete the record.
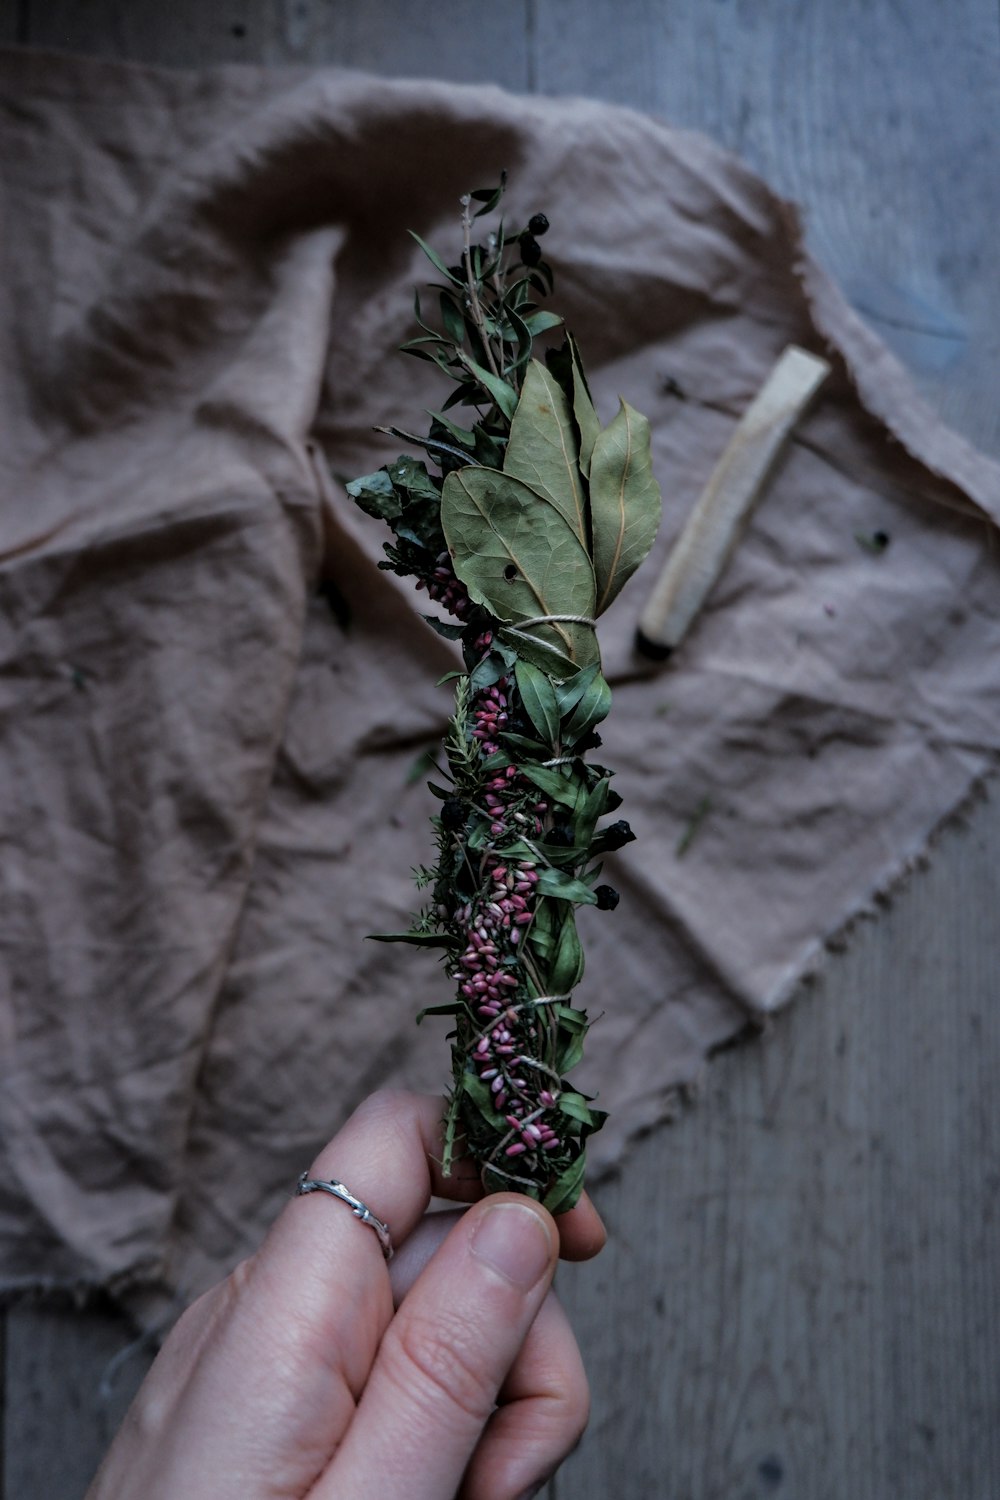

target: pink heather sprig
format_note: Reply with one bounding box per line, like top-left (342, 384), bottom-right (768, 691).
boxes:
top-left (415, 551), bottom-right (472, 620)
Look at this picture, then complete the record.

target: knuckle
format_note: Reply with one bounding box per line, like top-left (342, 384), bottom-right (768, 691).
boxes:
top-left (384, 1306), bottom-right (498, 1427)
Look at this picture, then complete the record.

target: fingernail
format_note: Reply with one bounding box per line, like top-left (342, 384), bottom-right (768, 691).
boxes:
top-left (514, 1484), bottom-right (546, 1500)
top-left (470, 1203), bottom-right (553, 1290)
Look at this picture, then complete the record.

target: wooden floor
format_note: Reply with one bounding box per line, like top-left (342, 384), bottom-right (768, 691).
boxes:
top-left (3, 4), bottom-right (999, 1496)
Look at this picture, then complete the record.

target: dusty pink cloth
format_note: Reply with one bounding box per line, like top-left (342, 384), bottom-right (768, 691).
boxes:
top-left (1, 49), bottom-right (997, 1320)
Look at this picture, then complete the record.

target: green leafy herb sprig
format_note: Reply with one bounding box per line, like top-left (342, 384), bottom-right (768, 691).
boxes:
top-left (347, 179), bottom-right (661, 1212)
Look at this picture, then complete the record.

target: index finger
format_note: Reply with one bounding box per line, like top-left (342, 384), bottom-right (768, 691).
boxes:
top-left (96, 1092), bottom-right (452, 1500)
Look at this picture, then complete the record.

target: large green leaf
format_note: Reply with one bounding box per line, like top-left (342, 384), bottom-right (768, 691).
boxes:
top-left (547, 335), bottom-right (601, 480)
top-left (503, 360), bottom-right (588, 546)
top-left (441, 467), bottom-right (598, 667)
top-left (589, 399), bottom-right (662, 615)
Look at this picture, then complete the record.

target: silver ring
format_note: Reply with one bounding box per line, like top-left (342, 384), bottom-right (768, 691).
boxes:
top-left (295, 1173), bottom-right (394, 1261)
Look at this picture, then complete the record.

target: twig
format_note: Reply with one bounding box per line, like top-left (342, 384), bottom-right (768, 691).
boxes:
top-left (460, 194), bottom-right (503, 382)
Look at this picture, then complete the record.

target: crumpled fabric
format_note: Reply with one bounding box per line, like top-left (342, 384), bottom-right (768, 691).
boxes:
top-left (1, 49), bottom-right (997, 1324)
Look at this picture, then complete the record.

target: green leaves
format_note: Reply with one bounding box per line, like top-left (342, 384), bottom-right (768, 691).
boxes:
top-left (369, 930), bottom-right (452, 948)
top-left (514, 659), bottom-right (560, 744)
top-left (345, 467), bottom-right (400, 523)
top-left (561, 671), bottom-right (612, 745)
top-left (542, 1152), bottom-right (587, 1215)
top-left (550, 912), bottom-right (586, 992)
top-left (503, 360), bottom-right (588, 546)
top-left (457, 354), bottom-right (519, 421)
top-left (440, 466), bottom-right (599, 667)
top-left (547, 335), bottom-right (600, 480)
top-left (535, 868), bottom-right (598, 904)
top-left (589, 399), bottom-right (662, 614)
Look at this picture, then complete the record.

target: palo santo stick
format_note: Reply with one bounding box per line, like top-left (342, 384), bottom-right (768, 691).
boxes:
top-left (636, 344), bottom-right (830, 658)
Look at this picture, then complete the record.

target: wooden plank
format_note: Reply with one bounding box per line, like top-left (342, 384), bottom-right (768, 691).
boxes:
top-left (20, 0), bottom-right (531, 88)
top-left (0, 2), bottom-right (26, 45)
top-left (533, 0), bottom-right (1000, 456)
top-left (557, 786), bottom-right (1000, 1498)
top-left (3, 1298), bottom-right (155, 1500)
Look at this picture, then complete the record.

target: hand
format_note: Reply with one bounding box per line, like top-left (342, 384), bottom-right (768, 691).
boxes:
top-left (88, 1090), bottom-right (605, 1500)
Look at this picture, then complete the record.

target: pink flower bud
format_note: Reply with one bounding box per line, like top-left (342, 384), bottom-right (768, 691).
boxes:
top-left (505, 1142), bottom-right (527, 1156)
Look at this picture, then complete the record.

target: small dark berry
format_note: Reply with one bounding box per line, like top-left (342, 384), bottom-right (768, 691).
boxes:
top-left (873, 530), bottom-right (890, 549)
top-left (600, 820), bottom-right (635, 852)
top-left (527, 213), bottom-right (550, 237)
top-left (595, 885), bottom-right (620, 911)
top-left (519, 235), bottom-right (542, 267)
top-left (575, 729), bottom-right (603, 753)
top-left (545, 823), bottom-right (575, 848)
top-left (441, 797), bottom-right (466, 831)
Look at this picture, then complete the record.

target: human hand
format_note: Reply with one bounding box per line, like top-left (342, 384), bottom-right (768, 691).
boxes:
top-left (87, 1090), bottom-right (605, 1500)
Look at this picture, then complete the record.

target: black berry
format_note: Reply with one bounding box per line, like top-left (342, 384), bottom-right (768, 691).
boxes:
top-left (519, 235), bottom-right (542, 267)
top-left (600, 820), bottom-right (635, 852)
top-left (441, 797), bottom-right (466, 831)
top-left (595, 885), bottom-right (620, 911)
top-left (545, 822), bottom-right (576, 848)
top-left (527, 213), bottom-right (550, 237)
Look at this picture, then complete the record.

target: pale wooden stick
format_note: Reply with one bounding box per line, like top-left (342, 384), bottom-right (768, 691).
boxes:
top-left (636, 345), bottom-right (831, 657)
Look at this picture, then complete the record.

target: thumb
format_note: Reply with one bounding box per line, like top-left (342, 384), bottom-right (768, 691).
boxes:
top-left (312, 1195), bottom-right (557, 1500)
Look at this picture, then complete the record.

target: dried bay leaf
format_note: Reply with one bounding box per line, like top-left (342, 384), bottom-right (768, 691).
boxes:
top-left (546, 335), bottom-right (601, 480)
top-left (441, 467), bottom-right (599, 668)
top-left (589, 399), bottom-right (662, 615)
top-left (503, 360), bottom-right (588, 546)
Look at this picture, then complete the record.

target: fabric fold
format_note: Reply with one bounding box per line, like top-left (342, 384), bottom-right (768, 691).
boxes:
top-left (1, 49), bottom-right (997, 1322)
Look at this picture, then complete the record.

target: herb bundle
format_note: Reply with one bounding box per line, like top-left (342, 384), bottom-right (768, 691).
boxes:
top-left (347, 180), bottom-right (661, 1212)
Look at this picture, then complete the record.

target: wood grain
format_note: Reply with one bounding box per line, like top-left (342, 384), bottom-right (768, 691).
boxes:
top-left (556, 787), bottom-right (1000, 1498)
top-left (0, 2), bottom-right (24, 45)
top-left (3, 3), bottom-right (999, 1497)
top-left (21, 0), bottom-right (531, 88)
top-left (3, 1298), bottom-right (154, 1499)
top-left (533, 0), bottom-right (1000, 456)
